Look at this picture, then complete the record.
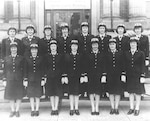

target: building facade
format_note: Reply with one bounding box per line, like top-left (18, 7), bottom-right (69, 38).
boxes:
top-left (0, 0), bottom-right (150, 38)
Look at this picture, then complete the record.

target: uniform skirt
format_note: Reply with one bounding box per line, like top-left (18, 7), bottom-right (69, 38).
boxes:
top-left (88, 74), bottom-right (102, 95)
top-left (68, 75), bottom-right (80, 95)
top-left (27, 81), bottom-right (42, 98)
top-left (106, 75), bottom-right (124, 95)
top-left (4, 79), bottom-right (24, 100)
top-left (126, 76), bottom-right (145, 94)
top-left (45, 76), bottom-right (62, 97)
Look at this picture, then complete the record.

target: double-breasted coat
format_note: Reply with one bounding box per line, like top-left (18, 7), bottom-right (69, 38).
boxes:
top-left (64, 53), bottom-right (83, 95)
top-left (105, 50), bottom-right (125, 95)
top-left (137, 35), bottom-right (149, 61)
top-left (24, 56), bottom-right (44, 97)
top-left (1, 38), bottom-right (23, 60)
top-left (57, 35), bottom-right (72, 54)
top-left (39, 37), bottom-right (56, 56)
top-left (114, 35), bottom-right (130, 52)
top-left (77, 34), bottom-right (94, 54)
top-left (96, 34), bottom-right (111, 53)
top-left (96, 34), bottom-right (111, 94)
top-left (77, 33), bottom-right (94, 95)
top-left (44, 53), bottom-right (63, 97)
top-left (86, 51), bottom-right (105, 95)
top-left (3, 55), bottom-right (25, 100)
top-left (124, 50), bottom-right (145, 94)
top-left (22, 36), bottom-right (41, 57)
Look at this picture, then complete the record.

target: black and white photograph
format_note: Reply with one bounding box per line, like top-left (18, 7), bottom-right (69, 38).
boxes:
top-left (0, 0), bottom-right (150, 121)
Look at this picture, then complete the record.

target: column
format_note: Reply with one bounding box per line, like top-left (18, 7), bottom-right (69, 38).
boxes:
top-left (0, 0), bottom-right (4, 22)
top-left (91, 0), bottom-right (100, 35)
top-left (35, 0), bottom-right (44, 38)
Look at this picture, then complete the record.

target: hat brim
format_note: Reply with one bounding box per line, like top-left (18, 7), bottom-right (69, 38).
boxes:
top-left (10, 45), bottom-right (17, 48)
top-left (109, 41), bottom-right (116, 44)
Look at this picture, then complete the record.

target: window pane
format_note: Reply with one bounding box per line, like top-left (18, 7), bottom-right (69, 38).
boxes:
top-left (13, 0), bottom-right (31, 18)
top-left (20, 0), bottom-right (30, 18)
top-left (0, 0), bottom-right (4, 18)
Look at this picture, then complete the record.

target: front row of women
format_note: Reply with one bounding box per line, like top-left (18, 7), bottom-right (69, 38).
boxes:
top-left (3, 37), bottom-right (145, 117)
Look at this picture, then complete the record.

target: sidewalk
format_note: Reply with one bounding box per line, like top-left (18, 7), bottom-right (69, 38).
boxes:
top-left (0, 100), bottom-right (150, 121)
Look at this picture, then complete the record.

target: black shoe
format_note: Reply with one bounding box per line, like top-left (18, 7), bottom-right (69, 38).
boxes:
top-left (51, 110), bottom-right (55, 115)
top-left (9, 111), bottom-right (15, 117)
top-left (127, 109), bottom-right (134, 115)
top-left (134, 110), bottom-right (140, 116)
top-left (70, 110), bottom-right (74, 116)
top-left (115, 109), bottom-right (119, 115)
top-left (110, 109), bottom-right (115, 115)
top-left (55, 110), bottom-right (59, 115)
top-left (91, 112), bottom-right (95, 115)
top-left (34, 111), bottom-right (39, 116)
top-left (15, 111), bottom-right (20, 117)
top-left (75, 110), bottom-right (80, 115)
top-left (31, 111), bottom-right (35, 117)
top-left (95, 112), bottom-right (99, 115)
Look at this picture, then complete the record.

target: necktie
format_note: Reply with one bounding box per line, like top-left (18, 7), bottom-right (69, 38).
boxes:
top-left (119, 36), bottom-right (122, 40)
top-left (131, 50), bottom-right (135, 55)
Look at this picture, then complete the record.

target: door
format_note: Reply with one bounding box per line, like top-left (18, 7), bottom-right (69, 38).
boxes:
top-left (45, 10), bottom-right (91, 38)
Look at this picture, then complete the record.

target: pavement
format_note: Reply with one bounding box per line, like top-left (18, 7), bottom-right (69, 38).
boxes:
top-left (0, 99), bottom-right (150, 121)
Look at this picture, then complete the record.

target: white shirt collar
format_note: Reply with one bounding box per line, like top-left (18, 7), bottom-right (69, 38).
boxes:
top-left (11, 53), bottom-right (17, 58)
top-left (136, 34), bottom-right (141, 38)
top-left (82, 33), bottom-right (88, 37)
top-left (28, 35), bottom-right (33, 39)
top-left (99, 33), bottom-right (105, 38)
top-left (93, 50), bottom-right (98, 54)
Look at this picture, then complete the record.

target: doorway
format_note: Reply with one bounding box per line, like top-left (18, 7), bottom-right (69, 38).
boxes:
top-left (45, 9), bottom-right (91, 38)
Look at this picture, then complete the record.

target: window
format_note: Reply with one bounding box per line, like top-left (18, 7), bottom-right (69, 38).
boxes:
top-left (120, 0), bottom-right (129, 21)
top-left (4, 0), bottom-right (35, 22)
top-left (102, 0), bottom-right (120, 17)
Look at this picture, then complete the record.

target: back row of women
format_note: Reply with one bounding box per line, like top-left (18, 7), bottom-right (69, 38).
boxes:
top-left (1, 22), bottom-right (149, 117)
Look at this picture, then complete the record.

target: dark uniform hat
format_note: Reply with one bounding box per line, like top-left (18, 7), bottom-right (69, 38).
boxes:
top-left (133, 23), bottom-right (143, 32)
top-left (81, 22), bottom-right (89, 27)
top-left (7, 27), bottom-right (17, 35)
top-left (109, 38), bottom-right (117, 44)
top-left (50, 40), bottom-right (57, 45)
top-left (71, 40), bottom-right (78, 45)
top-left (116, 24), bottom-right (126, 33)
top-left (91, 38), bottom-right (99, 44)
top-left (97, 23), bottom-right (107, 32)
top-left (30, 43), bottom-right (38, 49)
top-left (130, 37), bottom-right (139, 43)
top-left (26, 24), bottom-right (36, 33)
top-left (10, 42), bottom-right (18, 48)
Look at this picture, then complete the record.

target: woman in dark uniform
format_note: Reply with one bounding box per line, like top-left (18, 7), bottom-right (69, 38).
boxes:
top-left (24, 44), bottom-right (45, 117)
top-left (40, 25), bottom-right (55, 56)
top-left (133, 23), bottom-right (149, 77)
top-left (113, 24), bottom-right (130, 99)
top-left (1, 27), bottom-right (23, 60)
top-left (114, 24), bottom-right (130, 52)
top-left (77, 22), bottom-right (94, 98)
top-left (3, 42), bottom-right (24, 117)
top-left (64, 40), bottom-right (83, 116)
top-left (57, 23), bottom-right (72, 97)
top-left (57, 23), bottom-right (72, 54)
top-left (96, 23), bottom-right (111, 53)
top-left (105, 38), bottom-right (125, 115)
top-left (86, 38), bottom-right (105, 115)
top-left (124, 37), bottom-right (145, 116)
top-left (22, 25), bottom-right (41, 57)
top-left (96, 23), bottom-right (112, 98)
top-left (45, 40), bottom-right (63, 116)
